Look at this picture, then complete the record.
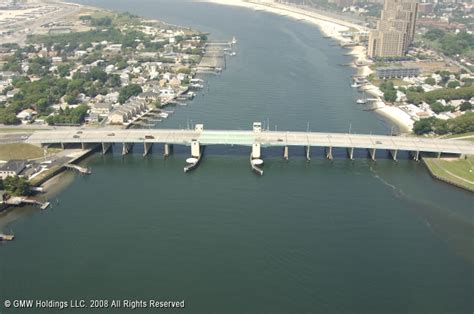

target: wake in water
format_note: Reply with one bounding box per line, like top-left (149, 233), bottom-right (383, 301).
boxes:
top-left (369, 166), bottom-right (406, 198)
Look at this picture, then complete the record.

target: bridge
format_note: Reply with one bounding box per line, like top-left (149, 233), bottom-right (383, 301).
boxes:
top-left (25, 123), bottom-right (474, 175)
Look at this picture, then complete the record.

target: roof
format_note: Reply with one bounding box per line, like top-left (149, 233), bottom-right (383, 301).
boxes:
top-left (0, 160), bottom-right (26, 174)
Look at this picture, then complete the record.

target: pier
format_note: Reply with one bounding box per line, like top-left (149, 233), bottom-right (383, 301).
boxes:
top-left (64, 163), bottom-right (91, 175)
top-left (24, 122), bottom-right (474, 175)
top-left (5, 197), bottom-right (50, 209)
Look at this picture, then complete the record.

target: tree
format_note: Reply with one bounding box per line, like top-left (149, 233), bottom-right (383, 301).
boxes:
top-left (460, 101), bottom-right (472, 111)
top-left (118, 84), bottom-right (142, 104)
top-left (423, 29), bottom-right (445, 41)
top-left (430, 102), bottom-right (447, 114)
top-left (4, 176), bottom-right (31, 196)
top-left (384, 89), bottom-right (397, 102)
top-left (107, 74), bottom-right (121, 88)
top-left (447, 80), bottom-right (460, 89)
top-left (424, 77), bottom-right (436, 86)
top-left (413, 117), bottom-right (436, 135)
top-left (57, 64), bottom-right (70, 77)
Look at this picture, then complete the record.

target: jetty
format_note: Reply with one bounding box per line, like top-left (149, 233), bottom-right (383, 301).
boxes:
top-left (64, 163), bottom-right (91, 174)
top-left (5, 197), bottom-right (50, 209)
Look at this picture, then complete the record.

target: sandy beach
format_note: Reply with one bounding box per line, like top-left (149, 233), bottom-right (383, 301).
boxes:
top-left (198, 0), bottom-right (413, 132)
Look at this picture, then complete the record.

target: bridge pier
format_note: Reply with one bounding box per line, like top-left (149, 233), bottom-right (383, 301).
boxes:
top-left (305, 145), bottom-right (311, 161)
top-left (252, 143), bottom-right (261, 159)
top-left (143, 142), bottom-right (152, 157)
top-left (347, 147), bottom-right (354, 160)
top-left (122, 143), bottom-right (133, 156)
top-left (437, 151), bottom-right (441, 159)
top-left (325, 147), bottom-right (333, 160)
top-left (81, 142), bottom-right (86, 150)
top-left (368, 148), bottom-right (376, 161)
top-left (411, 151), bottom-right (420, 161)
top-left (163, 144), bottom-right (172, 158)
top-left (191, 140), bottom-right (200, 158)
top-left (101, 143), bottom-right (111, 155)
top-left (60, 142), bottom-right (65, 149)
top-left (390, 149), bottom-right (398, 161)
top-left (283, 146), bottom-right (289, 160)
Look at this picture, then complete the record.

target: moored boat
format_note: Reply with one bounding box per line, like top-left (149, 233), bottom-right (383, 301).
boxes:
top-left (0, 234), bottom-right (14, 241)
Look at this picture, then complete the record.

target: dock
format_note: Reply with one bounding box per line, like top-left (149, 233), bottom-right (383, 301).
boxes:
top-left (64, 163), bottom-right (91, 174)
top-left (5, 197), bottom-right (50, 209)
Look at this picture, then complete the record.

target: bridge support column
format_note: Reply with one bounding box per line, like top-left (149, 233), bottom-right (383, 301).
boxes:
top-left (325, 147), bottom-right (333, 160)
top-left (143, 142), bottom-right (152, 157)
top-left (283, 146), bottom-right (289, 160)
top-left (60, 142), bottom-right (65, 149)
top-left (305, 145), bottom-right (311, 161)
top-left (411, 151), bottom-right (419, 162)
top-left (368, 148), bottom-right (376, 161)
top-left (164, 144), bottom-right (172, 158)
top-left (81, 142), bottom-right (86, 150)
top-left (191, 140), bottom-right (200, 158)
top-left (347, 147), bottom-right (354, 160)
top-left (437, 151), bottom-right (441, 159)
top-left (122, 143), bottom-right (132, 156)
top-left (252, 143), bottom-right (261, 159)
top-left (102, 143), bottom-right (111, 155)
top-left (390, 149), bottom-right (398, 161)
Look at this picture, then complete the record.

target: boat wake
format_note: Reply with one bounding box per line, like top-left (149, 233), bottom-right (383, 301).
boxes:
top-left (369, 166), bottom-right (405, 198)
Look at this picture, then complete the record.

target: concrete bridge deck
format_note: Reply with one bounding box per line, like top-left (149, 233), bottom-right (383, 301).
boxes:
top-left (25, 128), bottom-right (474, 156)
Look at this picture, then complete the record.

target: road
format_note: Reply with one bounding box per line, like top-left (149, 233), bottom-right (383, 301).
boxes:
top-left (21, 128), bottom-right (474, 156)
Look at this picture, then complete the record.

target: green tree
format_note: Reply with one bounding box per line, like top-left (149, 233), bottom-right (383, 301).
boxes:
top-left (424, 77), bottom-right (436, 85)
top-left (460, 101), bottom-right (472, 111)
top-left (423, 29), bottom-right (445, 41)
top-left (57, 64), bottom-right (70, 77)
top-left (430, 102), bottom-right (445, 114)
top-left (118, 84), bottom-right (142, 104)
top-left (447, 80), bottom-right (460, 89)
top-left (413, 117), bottom-right (436, 135)
top-left (384, 89), bottom-right (397, 102)
top-left (4, 176), bottom-right (31, 196)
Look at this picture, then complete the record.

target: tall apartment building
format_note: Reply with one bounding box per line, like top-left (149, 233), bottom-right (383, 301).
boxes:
top-left (367, 0), bottom-right (418, 58)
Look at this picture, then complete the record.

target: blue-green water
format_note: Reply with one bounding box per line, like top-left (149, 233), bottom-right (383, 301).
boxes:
top-left (1, 1), bottom-right (473, 313)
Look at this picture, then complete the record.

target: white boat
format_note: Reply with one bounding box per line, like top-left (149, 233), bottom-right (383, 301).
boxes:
top-left (351, 83), bottom-right (361, 88)
top-left (356, 98), bottom-right (367, 104)
top-left (190, 83), bottom-right (204, 89)
top-left (186, 157), bottom-right (198, 164)
top-left (231, 52), bottom-right (236, 56)
top-left (0, 234), bottom-right (14, 241)
top-left (251, 159), bottom-right (264, 166)
top-left (231, 36), bottom-right (237, 44)
top-left (158, 112), bottom-right (169, 118)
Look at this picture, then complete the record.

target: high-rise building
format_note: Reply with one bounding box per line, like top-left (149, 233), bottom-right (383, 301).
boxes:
top-left (367, 0), bottom-right (418, 58)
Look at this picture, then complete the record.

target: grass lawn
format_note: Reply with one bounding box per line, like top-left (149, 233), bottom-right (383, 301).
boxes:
top-left (424, 156), bottom-right (474, 191)
top-left (29, 165), bottom-right (62, 186)
top-left (0, 143), bottom-right (50, 160)
top-left (0, 128), bottom-right (45, 133)
top-left (441, 132), bottom-right (474, 141)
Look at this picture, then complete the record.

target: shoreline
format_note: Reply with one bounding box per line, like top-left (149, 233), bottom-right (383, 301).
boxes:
top-left (198, 0), bottom-right (413, 133)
